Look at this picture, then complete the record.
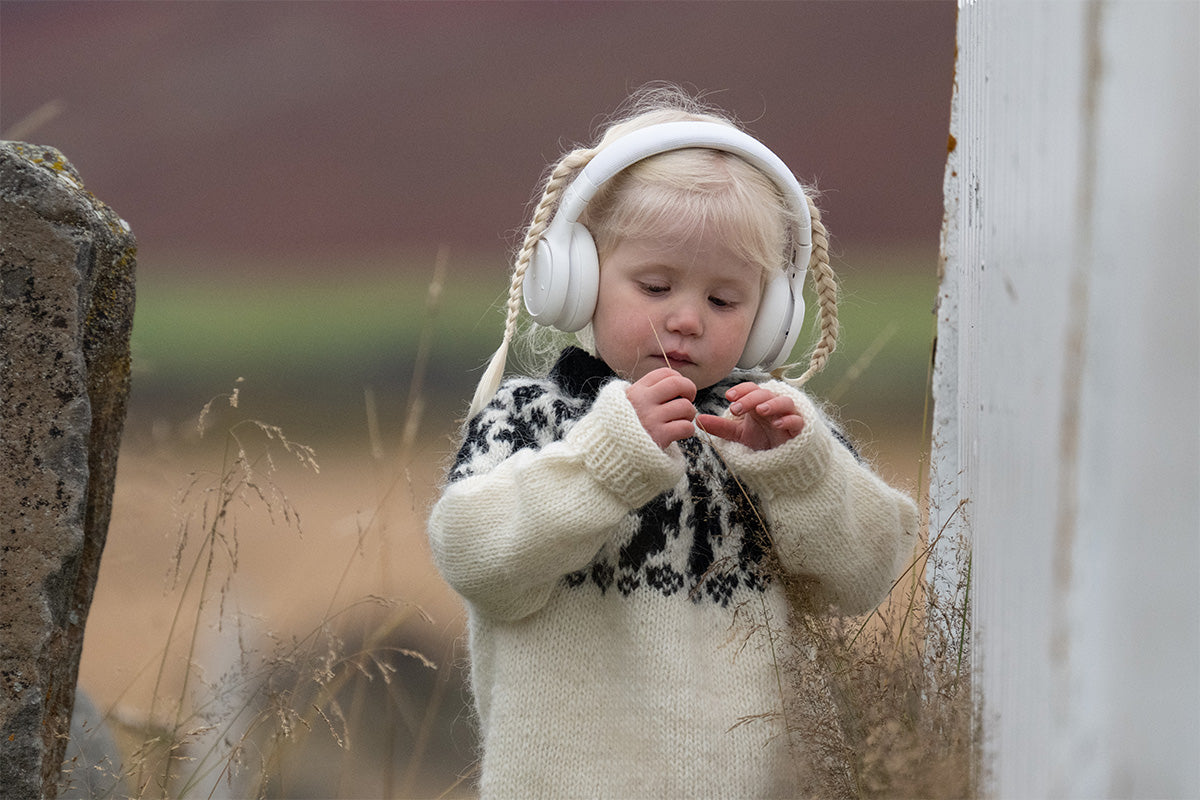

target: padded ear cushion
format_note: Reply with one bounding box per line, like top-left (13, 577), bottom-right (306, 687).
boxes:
top-left (738, 267), bottom-right (806, 370)
top-left (525, 239), bottom-right (560, 324)
top-left (524, 217), bottom-right (571, 327)
top-left (558, 223), bottom-right (600, 332)
top-left (738, 270), bottom-right (790, 370)
top-left (524, 219), bottom-right (599, 332)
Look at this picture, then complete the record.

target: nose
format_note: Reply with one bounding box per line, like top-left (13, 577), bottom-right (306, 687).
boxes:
top-left (664, 300), bottom-right (702, 336)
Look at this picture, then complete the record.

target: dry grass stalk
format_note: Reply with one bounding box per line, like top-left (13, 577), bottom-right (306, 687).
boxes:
top-left (781, 496), bottom-right (978, 799)
top-left (84, 382), bottom-right (439, 798)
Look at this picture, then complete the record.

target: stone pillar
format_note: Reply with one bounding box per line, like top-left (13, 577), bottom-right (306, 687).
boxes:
top-left (1, 142), bottom-right (136, 799)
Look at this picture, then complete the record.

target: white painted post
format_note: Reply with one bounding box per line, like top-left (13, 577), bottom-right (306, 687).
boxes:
top-left (931, 1), bottom-right (1199, 797)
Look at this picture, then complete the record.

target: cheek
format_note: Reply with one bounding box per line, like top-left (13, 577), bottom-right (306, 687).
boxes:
top-left (591, 297), bottom-right (629, 339)
top-left (590, 299), bottom-right (636, 356)
top-left (724, 307), bottom-right (759, 338)
top-left (716, 312), bottom-right (759, 359)
top-left (595, 285), bottom-right (648, 331)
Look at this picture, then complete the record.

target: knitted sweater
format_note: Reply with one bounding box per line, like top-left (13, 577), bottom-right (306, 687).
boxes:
top-left (428, 348), bottom-right (919, 799)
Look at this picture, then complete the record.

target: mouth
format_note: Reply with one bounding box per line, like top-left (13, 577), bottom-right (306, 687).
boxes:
top-left (657, 350), bottom-right (695, 368)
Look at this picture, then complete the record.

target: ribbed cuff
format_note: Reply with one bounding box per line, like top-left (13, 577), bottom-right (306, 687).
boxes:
top-left (564, 381), bottom-right (685, 508)
top-left (710, 382), bottom-right (833, 498)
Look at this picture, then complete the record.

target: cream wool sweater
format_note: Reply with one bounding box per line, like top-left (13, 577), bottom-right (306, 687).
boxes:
top-left (428, 348), bottom-right (918, 799)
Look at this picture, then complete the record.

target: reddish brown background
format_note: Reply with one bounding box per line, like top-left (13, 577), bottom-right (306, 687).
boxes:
top-left (2, 1), bottom-right (955, 267)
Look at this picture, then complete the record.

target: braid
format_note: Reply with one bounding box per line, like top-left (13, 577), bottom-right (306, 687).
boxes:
top-left (780, 196), bottom-right (839, 387)
top-left (468, 146), bottom-right (599, 417)
top-left (500, 148), bottom-right (597, 351)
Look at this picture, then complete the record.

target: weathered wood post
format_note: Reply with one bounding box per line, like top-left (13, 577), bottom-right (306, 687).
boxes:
top-left (932, 2), bottom-right (1198, 796)
top-left (1, 143), bottom-right (136, 799)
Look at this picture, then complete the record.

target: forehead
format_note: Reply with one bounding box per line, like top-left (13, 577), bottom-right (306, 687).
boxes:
top-left (604, 227), bottom-right (765, 286)
top-left (589, 156), bottom-right (789, 282)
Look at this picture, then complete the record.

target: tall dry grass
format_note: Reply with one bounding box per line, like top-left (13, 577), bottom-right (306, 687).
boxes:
top-left (778, 498), bottom-right (978, 798)
top-left (61, 382), bottom-right (444, 799)
top-left (59, 251), bottom-right (472, 799)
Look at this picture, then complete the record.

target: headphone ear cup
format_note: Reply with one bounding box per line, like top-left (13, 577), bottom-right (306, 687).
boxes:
top-left (523, 219), bottom-right (600, 331)
top-left (738, 269), bottom-right (804, 370)
top-left (557, 223), bottom-right (600, 332)
top-left (525, 221), bottom-right (570, 326)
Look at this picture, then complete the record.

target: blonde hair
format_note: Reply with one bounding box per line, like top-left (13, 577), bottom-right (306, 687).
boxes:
top-left (469, 86), bottom-right (838, 417)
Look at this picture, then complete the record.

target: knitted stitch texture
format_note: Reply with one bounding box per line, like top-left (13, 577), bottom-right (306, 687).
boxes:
top-left (429, 348), bottom-right (919, 799)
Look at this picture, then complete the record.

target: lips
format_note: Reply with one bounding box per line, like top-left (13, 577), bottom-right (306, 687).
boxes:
top-left (662, 350), bottom-right (694, 366)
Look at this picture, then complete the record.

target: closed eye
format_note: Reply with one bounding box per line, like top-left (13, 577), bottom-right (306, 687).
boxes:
top-left (639, 282), bottom-right (669, 295)
top-left (709, 296), bottom-right (737, 308)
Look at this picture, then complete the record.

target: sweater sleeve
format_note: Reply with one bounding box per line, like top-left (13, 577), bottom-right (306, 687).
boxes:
top-left (428, 380), bottom-right (685, 621)
top-left (710, 381), bottom-right (919, 615)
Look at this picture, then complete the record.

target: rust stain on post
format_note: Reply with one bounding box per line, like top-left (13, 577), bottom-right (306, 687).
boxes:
top-left (1050, 1), bottom-right (1105, 663)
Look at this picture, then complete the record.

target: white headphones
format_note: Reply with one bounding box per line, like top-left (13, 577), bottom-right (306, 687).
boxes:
top-left (522, 120), bottom-right (813, 371)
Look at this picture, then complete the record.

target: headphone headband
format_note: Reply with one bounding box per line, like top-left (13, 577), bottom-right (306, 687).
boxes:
top-left (556, 121), bottom-right (812, 257)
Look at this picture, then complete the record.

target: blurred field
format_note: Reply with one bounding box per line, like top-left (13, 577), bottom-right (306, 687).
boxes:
top-left (127, 247), bottom-right (937, 443)
top-left (75, 248), bottom-right (937, 797)
top-left (81, 426), bottom-right (474, 797)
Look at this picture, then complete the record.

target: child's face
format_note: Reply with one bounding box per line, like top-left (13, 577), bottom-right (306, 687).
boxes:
top-left (590, 222), bottom-right (764, 390)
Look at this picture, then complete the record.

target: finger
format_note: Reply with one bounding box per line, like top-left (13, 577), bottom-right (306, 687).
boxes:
top-left (723, 382), bottom-right (761, 403)
top-left (658, 419), bottom-right (698, 445)
top-left (639, 366), bottom-right (682, 386)
top-left (753, 394), bottom-right (797, 420)
top-left (629, 367), bottom-right (679, 401)
top-left (628, 370), bottom-right (694, 407)
top-left (646, 372), bottom-right (697, 404)
top-left (729, 388), bottom-right (786, 417)
top-left (646, 416), bottom-right (699, 449)
top-left (771, 413), bottom-right (806, 439)
top-left (655, 396), bottom-right (697, 423)
top-left (694, 413), bottom-right (740, 441)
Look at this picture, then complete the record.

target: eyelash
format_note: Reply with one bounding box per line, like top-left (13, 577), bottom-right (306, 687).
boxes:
top-left (639, 283), bottom-right (736, 308)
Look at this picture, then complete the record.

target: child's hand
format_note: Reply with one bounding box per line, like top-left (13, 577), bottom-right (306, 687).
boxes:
top-left (626, 368), bottom-right (698, 450)
top-left (696, 382), bottom-right (805, 451)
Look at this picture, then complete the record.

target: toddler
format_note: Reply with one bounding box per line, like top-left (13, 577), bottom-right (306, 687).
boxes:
top-left (428, 87), bottom-right (918, 798)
